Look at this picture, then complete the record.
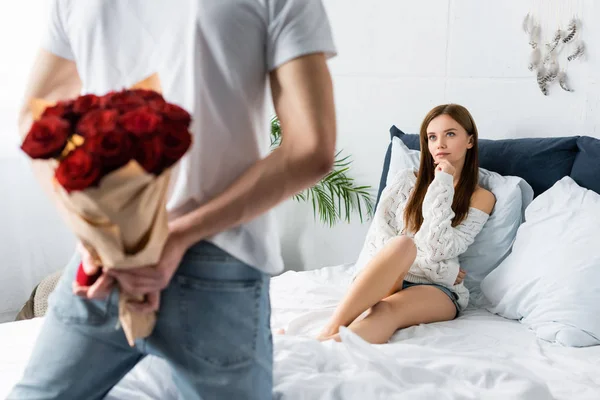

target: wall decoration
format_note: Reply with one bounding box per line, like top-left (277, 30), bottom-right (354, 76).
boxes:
top-left (523, 0), bottom-right (585, 96)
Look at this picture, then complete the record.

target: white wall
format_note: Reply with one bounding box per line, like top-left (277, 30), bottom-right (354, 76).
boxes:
top-left (0, 2), bottom-right (49, 157)
top-left (276, 0), bottom-right (600, 272)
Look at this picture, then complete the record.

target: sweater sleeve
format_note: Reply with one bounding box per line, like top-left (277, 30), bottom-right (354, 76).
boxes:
top-left (354, 169), bottom-right (415, 271)
top-left (415, 172), bottom-right (489, 284)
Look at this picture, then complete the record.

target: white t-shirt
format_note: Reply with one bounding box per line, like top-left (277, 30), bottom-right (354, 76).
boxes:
top-left (42, 0), bottom-right (337, 275)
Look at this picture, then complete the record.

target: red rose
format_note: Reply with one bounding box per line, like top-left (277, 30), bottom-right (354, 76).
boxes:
top-left (160, 126), bottom-right (192, 168)
top-left (55, 147), bottom-right (102, 192)
top-left (129, 89), bottom-right (165, 103)
top-left (102, 90), bottom-right (145, 113)
top-left (84, 130), bottom-right (134, 172)
top-left (21, 116), bottom-right (70, 159)
top-left (119, 106), bottom-right (162, 136)
top-left (157, 103), bottom-right (191, 128)
top-left (41, 100), bottom-right (75, 119)
top-left (148, 99), bottom-right (167, 112)
top-left (134, 135), bottom-right (164, 174)
top-left (73, 94), bottom-right (102, 114)
top-left (76, 109), bottom-right (119, 137)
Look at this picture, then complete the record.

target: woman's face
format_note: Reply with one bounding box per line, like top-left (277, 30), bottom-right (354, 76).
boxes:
top-left (426, 114), bottom-right (473, 166)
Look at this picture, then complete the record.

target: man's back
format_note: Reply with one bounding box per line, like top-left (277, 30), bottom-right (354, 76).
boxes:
top-left (46, 0), bottom-right (336, 274)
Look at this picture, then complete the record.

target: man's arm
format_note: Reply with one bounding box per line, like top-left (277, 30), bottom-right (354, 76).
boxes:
top-left (18, 49), bottom-right (81, 199)
top-left (170, 53), bottom-right (336, 249)
top-left (19, 49), bottom-right (81, 138)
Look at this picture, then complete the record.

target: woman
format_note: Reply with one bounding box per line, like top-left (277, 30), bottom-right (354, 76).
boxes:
top-left (317, 104), bottom-right (496, 344)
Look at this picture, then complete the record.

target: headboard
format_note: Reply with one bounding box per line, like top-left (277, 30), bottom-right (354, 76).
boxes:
top-left (377, 125), bottom-right (600, 204)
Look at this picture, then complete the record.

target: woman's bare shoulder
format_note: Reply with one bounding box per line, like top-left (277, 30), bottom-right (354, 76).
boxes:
top-left (471, 186), bottom-right (496, 215)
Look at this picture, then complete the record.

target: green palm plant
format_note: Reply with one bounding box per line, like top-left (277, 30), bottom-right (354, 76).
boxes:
top-left (270, 116), bottom-right (375, 227)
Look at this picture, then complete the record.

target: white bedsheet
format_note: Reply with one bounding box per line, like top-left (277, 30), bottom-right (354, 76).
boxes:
top-left (0, 318), bottom-right (179, 400)
top-left (271, 265), bottom-right (600, 399)
top-left (1, 264), bottom-right (599, 399)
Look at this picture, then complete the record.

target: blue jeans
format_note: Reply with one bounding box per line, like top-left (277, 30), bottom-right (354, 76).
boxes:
top-left (9, 241), bottom-right (272, 400)
top-left (401, 281), bottom-right (460, 318)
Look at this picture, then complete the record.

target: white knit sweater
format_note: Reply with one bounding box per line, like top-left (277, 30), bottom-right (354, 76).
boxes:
top-left (354, 168), bottom-right (490, 310)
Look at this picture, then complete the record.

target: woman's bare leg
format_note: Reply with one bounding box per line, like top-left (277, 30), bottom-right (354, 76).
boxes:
top-left (327, 285), bottom-right (457, 343)
top-left (317, 236), bottom-right (416, 340)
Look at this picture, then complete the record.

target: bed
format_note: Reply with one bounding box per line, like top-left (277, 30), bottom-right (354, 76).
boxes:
top-left (1, 131), bottom-right (600, 399)
top-left (1, 263), bottom-right (599, 399)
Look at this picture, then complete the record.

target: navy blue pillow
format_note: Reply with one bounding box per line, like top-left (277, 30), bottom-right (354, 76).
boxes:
top-left (375, 126), bottom-right (417, 205)
top-left (476, 136), bottom-right (579, 197)
top-left (375, 139), bottom-right (394, 206)
top-left (571, 136), bottom-right (600, 195)
top-left (377, 125), bottom-right (580, 201)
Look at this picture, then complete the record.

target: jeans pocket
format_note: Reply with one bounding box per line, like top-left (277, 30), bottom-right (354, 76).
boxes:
top-left (174, 274), bottom-right (264, 369)
top-left (50, 281), bottom-right (112, 326)
top-left (46, 252), bottom-right (112, 325)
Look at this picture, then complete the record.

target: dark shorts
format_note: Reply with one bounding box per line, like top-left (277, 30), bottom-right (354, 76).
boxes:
top-left (402, 281), bottom-right (460, 318)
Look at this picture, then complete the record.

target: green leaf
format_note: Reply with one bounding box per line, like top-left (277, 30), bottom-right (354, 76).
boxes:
top-left (270, 115), bottom-right (282, 147)
top-left (270, 115), bottom-right (375, 226)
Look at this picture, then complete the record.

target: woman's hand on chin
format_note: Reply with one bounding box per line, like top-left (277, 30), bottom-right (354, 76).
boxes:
top-left (435, 159), bottom-right (456, 176)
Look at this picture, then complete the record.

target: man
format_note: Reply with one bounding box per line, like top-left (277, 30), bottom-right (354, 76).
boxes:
top-left (10, 0), bottom-right (336, 398)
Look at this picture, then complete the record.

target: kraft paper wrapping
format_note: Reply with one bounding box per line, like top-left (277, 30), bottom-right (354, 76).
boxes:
top-left (27, 74), bottom-right (171, 346)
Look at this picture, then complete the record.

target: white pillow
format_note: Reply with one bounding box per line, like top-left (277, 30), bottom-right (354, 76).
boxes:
top-left (481, 177), bottom-right (600, 347)
top-left (387, 137), bottom-right (420, 179)
top-left (387, 137), bottom-right (533, 306)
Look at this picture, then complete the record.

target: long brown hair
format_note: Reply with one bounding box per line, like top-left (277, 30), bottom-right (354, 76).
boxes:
top-left (403, 104), bottom-right (479, 234)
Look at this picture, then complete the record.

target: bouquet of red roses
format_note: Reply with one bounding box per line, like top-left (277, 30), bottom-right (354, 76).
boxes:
top-left (21, 74), bottom-right (192, 346)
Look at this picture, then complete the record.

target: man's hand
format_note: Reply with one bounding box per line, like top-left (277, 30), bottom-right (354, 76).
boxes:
top-left (106, 231), bottom-right (188, 313)
top-left (72, 242), bottom-right (116, 300)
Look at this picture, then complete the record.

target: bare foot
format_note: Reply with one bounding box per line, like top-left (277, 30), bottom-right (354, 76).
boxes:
top-left (316, 325), bottom-right (341, 341)
top-left (316, 333), bottom-right (341, 342)
top-left (275, 328), bottom-right (286, 335)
